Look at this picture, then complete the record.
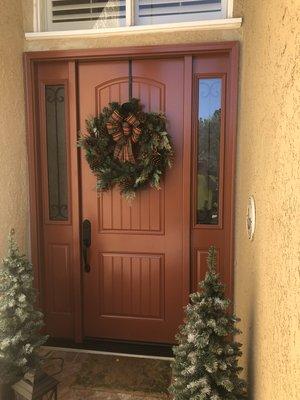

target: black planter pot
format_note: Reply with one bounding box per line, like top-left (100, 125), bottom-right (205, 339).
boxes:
top-left (0, 383), bottom-right (14, 400)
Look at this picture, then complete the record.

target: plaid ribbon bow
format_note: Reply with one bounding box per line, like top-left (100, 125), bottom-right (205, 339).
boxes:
top-left (106, 110), bottom-right (142, 163)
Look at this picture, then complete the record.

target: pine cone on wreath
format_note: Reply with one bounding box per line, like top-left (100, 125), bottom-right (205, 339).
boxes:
top-left (89, 157), bottom-right (102, 171)
top-left (150, 152), bottom-right (161, 167)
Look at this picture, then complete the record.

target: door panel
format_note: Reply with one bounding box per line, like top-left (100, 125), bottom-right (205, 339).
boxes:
top-left (36, 61), bottom-right (80, 339)
top-left (99, 188), bottom-right (163, 233)
top-left (79, 59), bottom-right (186, 343)
top-left (99, 252), bottom-right (164, 319)
top-left (191, 54), bottom-right (236, 300)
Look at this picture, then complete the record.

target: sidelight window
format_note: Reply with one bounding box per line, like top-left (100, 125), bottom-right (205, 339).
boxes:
top-left (45, 84), bottom-right (69, 221)
top-left (44, 0), bottom-right (231, 31)
top-left (196, 78), bottom-right (222, 226)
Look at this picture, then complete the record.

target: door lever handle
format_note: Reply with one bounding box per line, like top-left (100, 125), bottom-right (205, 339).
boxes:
top-left (82, 219), bottom-right (91, 273)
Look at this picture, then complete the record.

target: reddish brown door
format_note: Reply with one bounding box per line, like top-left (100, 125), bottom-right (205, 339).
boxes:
top-left (30, 44), bottom-right (238, 343)
top-left (79, 59), bottom-right (187, 343)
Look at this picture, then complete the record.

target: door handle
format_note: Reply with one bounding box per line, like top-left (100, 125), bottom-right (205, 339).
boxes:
top-left (82, 219), bottom-right (91, 273)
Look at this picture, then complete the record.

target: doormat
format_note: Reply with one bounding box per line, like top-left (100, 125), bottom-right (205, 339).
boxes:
top-left (73, 354), bottom-right (172, 397)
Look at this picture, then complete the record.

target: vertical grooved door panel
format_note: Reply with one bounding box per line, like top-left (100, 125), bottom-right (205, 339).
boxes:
top-left (79, 59), bottom-right (186, 343)
top-left (99, 253), bottom-right (164, 319)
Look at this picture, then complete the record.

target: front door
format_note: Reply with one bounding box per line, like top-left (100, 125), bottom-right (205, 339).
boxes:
top-left (79, 59), bottom-right (186, 343)
top-left (29, 44), bottom-right (238, 344)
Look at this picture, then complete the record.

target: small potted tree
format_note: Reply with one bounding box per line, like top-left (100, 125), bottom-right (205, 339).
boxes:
top-left (170, 246), bottom-right (247, 399)
top-left (0, 230), bottom-right (48, 399)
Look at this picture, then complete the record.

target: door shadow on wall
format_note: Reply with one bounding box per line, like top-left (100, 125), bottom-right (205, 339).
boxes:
top-left (246, 269), bottom-right (257, 399)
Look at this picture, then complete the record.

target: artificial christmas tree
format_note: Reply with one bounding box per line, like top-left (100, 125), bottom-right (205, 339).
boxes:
top-left (169, 246), bottom-right (247, 400)
top-left (0, 230), bottom-right (48, 394)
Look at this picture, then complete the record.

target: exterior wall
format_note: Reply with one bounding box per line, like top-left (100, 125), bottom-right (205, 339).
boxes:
top-left (0, 0), bottom-right (29, 256)
top-left (235, 2), bottom-right (299, 398)
top-left (0, 0), bottom-right (298, 398)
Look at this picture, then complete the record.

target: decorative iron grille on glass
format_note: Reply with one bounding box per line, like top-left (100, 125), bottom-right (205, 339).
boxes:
top-left (45, 85), bottom-right (69, 221)
top-left (45, 0), bottom-right (229, 31)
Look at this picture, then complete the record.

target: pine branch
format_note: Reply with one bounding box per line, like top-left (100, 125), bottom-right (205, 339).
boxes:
top-left (207, 245), bottom-right (217, 272)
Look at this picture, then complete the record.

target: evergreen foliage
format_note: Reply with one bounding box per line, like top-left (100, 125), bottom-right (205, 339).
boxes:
top-left (169, 246), bottom-right (247, 400)
top-left (78, 98), bottom-right (173, 200)
top-left (0, 230), bottom-right (48, 384)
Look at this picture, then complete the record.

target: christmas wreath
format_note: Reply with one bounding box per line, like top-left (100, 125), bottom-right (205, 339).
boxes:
top-left (78, 98), bottom-right (174, 200)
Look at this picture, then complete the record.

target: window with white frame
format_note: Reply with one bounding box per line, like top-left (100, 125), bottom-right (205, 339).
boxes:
top-left (45, 0), bottom-right (231, 31)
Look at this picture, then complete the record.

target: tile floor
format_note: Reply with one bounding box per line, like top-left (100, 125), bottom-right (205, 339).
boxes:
top-left (40, 348), bottom-right (172, 400)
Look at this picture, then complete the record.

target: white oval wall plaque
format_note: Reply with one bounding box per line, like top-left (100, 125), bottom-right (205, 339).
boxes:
top-left (246, 196), bottom-right (256, 240)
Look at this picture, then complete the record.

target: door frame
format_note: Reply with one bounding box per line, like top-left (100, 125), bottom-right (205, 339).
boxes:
top-left (24, 42), bottom-right (239, 343)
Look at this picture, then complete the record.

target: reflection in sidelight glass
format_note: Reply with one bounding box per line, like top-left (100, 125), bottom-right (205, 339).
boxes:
top-left (197, 78), bottom-right (221, 225)
top-left (45, 85), bottom-right (69, 221)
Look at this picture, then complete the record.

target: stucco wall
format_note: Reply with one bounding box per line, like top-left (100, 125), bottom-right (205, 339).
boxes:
top-left (235, 1), bottom-right (300, 399)
top-left (0, 0), bottom-right (299, 398)
top-left (0, 0), bottom-right (29, 256)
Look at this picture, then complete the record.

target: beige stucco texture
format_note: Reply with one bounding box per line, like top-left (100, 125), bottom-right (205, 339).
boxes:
top-left (0, 0), bottom-right (299, 398)
top-left (235, 2), bottom-right (300, 399)
top-left (0, 0), bottom-right (29, 256)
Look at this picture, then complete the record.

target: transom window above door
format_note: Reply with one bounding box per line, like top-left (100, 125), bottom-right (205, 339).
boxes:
top-left (44, 0), bottom-right (233, 31)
